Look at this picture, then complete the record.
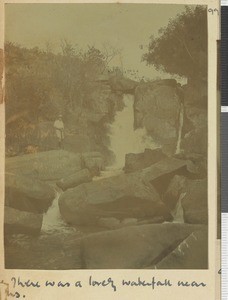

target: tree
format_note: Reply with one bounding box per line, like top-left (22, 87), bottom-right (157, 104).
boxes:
top-left (143, 6), bottom-right (207, 80)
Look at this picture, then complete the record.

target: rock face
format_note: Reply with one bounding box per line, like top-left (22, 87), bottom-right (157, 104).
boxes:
top-left (56, 169), bottom-right (92, 191)
top-left (5, 173), bottom-right (55, 213)
top-left (182, 80), bottom-right (207, 155)
top-left (6, 150), bottom-right (82, 181)
top-left (4, 206), bottom-right (43, 235)
top-left (81, 223), bottom-right (205, 269)
top-left (134, 80), bottom-right (180, 154)
top-left (182, 179), bottom-right (207, 224)
top-left (124, 148), bottom-right (166, 173)
top-left (59, 172), bottom-right (171, 226)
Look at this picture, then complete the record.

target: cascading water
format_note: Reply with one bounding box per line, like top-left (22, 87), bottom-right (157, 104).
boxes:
top-left (41, 186), bottom-right (75, 234)
top-left (108, 94), bottom-right (158, 169)
top-left (175, 102), bottom-right (184, 155)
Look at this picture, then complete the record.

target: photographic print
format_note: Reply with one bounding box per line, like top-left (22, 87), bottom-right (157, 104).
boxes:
top-left (4, 3), bottom-right (208, 270)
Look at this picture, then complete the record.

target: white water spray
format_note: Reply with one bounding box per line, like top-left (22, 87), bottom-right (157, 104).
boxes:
top-left (41, 186), bottom-right (75, 234)
top-left (108, 94), bottom-right (158, 168)
top-left (175, 102), bottom-right (184, 154)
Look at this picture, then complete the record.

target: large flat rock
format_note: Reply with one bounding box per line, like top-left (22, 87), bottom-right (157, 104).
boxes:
top-left (6, 150), bottom-right (82, 181)
top-left (81, 223), bottom-right (204, 269)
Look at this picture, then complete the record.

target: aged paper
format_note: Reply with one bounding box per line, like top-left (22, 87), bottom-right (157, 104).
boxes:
top-left (0, 0), bottom-right (220, 299)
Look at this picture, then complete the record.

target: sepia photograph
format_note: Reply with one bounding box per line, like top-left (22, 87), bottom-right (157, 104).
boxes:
top-left (4, 3), bottom-right (208, 270)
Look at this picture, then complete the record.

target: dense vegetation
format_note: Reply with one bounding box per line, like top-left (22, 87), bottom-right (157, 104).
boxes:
top-left (5, 41), bottom-right (122, 155)
top-left (143, 6), bottom-right (207, 80)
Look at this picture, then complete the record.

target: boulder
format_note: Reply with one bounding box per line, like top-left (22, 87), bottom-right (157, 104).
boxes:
top-left (5, 150), bottom-right (83, 181)
top-left (82, 152), bottom-right (105, 176)
top-left (124, 148), bottom-right (167, 173)
top-left (139, 157), bottom-right (188, 184)
top-left (182, 179), bottom-right (208, 224)
top-left (56, 169), bottom-right (92, 191)
top-left (81, 223), bottom-right (204, 269)
top-left (109, 75), bottom-right (138, 92)
top-left (4, 206), bottom-right (43, 235)
top-left (59, 172), bottom-right (171, 226)
top-left (155, 228), bottom-right (208, 269)
top-left (5, 173), bottom-right (55, 213)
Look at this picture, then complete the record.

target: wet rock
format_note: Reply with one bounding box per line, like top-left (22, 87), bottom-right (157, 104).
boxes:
top-left (81, 223), bottom-right (203, 269)
top-left (59, 172), bottom-right (171, 226)
top-left (6, 150), bottom-right (82, 181)
top-left (82, 152), bottom-right (105, 176)
top-left (57, 169), bottom-right (92, 191)
top-left (182, 178), bottom-right (207, 224)
top-left (124, 148), bottom-right (167, 173)
top-left (155, 227), bottom-right (208, 269)
top-left (5, 173), bottom-right (55, 213)
top-left (4, 206), bottom-right (43, 235)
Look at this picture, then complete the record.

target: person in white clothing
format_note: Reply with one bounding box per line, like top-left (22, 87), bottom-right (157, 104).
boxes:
top-left (54, 114), bottom-right (64, 149)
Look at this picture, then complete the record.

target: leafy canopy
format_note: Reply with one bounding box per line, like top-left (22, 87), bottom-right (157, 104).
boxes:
top-left (143, 6), bottom-right (207, 79)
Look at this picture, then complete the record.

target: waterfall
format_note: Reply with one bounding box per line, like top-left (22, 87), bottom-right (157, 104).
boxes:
top-left (108, 94), bottom-right (157, 168)
top-left (175, 102), bottom-right (184, 154)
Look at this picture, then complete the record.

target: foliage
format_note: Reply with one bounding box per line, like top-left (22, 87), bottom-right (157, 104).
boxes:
top-left (143, 6), bottom-right (207, 79)
top-left (5, 41), bottom-right (119, 153)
